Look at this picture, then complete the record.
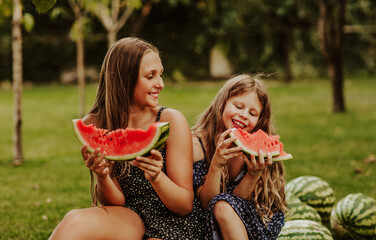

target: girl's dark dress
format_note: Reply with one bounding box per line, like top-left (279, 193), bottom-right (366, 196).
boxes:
top-left (193, 136), bottom-right (285, 240)
top-left (115, 107), bottom-right (206, 240)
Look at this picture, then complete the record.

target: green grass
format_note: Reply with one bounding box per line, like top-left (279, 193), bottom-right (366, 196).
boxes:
top-left (0, 77), bottom-right (375, 239)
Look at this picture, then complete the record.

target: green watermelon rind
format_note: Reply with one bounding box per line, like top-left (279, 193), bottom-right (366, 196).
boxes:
top-left (286, 202), bottom-right (322, 223)
top-left (273, 153), bottom-right (293, 161)
top-left (72, 119), bottom-right (170, 161)
top-left (330, 193), bottom-right (376, 240)
top-left (285, 176), bottom-right (336, 223)
top-left (277, 220), bottom-right (333, 240)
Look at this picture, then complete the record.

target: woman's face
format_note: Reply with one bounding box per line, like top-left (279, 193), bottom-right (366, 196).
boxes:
top-left (222, 91), bottom-right (262, 133)
top-left (133, 50), bottom-right (164, 108)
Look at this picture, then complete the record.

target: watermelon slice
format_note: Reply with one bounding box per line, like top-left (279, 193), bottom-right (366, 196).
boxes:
top-left (273, 142), bottom-right (293, 161)
top-left (72, 119), bottom-right (170, 161)
top-left (229, 129), bottom-right (293, 162)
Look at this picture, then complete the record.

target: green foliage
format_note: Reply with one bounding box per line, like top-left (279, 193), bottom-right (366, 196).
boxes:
top-left (49, 6), bottom-right (72, 20)
top-left (22, 13), bottom-right (34, 32)
top-left (0, 0), bottom-right (12, 23)
top-left (69, 16), bottom-right (92, 41)
top-left (33, 0), bottom-right (57, 14)
top-left (0, 0), bottom-right (375, 82)
top-left (0, 77), bottom-right (375, 238)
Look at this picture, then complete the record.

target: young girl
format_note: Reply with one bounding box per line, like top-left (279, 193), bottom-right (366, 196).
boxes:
top-left (192, 74), bottom-right (288, 240)
top-left (49, 37), bottom-right (205, 240)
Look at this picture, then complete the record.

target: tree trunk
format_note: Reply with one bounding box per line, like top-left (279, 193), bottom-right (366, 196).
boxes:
top-left (12, 0), bottom-right (24, 166)
top-left (107, 29), bottom-right (117, 48)
top-left (280, 30), bottom-right (293, 83)
top-left (76, 15), bottom-right (86, 117)
top-left (318, 0), bottom-right (346, 112)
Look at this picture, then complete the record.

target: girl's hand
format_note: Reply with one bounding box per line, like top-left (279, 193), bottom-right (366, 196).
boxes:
top-left (212, 129), bottom-right (243, 168)
top-left (245, 149), bottom-right (273, 178)
top-left (81, 145), bottom-right (113, 178)
top-left (134, 149), bottom-right (164, 182)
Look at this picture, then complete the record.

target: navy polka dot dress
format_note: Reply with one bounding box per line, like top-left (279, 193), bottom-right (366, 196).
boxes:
top-left (193, 137), bottom-right (285, 240)
top-left (115, 108), bottom-right (206, 239)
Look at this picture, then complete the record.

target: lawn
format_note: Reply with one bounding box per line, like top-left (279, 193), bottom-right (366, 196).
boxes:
top-left (0, 77), bottom-right (375, 239)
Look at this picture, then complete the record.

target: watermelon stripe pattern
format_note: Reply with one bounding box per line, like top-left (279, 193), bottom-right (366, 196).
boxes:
top-left (330, 193), bottom-right (376, 240)
top-left (277, 220), bottom-right (333, 240)
top-left (285, 176), bottom-right (335, 222)
top-left (286, 202), bottom-right (322, 223)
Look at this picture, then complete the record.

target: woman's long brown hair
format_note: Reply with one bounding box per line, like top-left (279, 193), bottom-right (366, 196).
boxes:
top-left (87, 37), bottom-right (159, 206)
top-left (192, 74), bottom-right (288, 223)
top-left (88, 37), bottom-right (158, 131)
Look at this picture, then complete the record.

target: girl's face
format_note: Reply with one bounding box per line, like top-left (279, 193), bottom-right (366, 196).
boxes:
top-left (222, 90), bottom-right (262, 133)
top-left (133, 50), bottom-right (164, 108)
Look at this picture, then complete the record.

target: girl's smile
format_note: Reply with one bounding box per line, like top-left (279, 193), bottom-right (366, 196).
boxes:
top-left (222, 91), bottom-right (262, 132)
top-left (133, 50), bottom-right (164, 108)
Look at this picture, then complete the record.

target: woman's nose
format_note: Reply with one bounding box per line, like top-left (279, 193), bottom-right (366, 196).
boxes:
top-left (156, 76), bottom-right (164, 88)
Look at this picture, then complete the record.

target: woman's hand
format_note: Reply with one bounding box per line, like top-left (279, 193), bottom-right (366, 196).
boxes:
top-left (81, 145), bottom-right (113, 178)
top-left (134, 149), bottom-right (164, 182)
top-left (245, 150), bottom-right (273, 178)
top-left (212, 129), bottom-right (243, 168)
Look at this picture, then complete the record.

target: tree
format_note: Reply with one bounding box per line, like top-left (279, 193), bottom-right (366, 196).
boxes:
top-left (89, 0), bottom-right (141, 48)
top-left (49, 0), bottom-right (92, 117)
top-left (1, 0), bottom-right (34, 166)
top-left (67, 0), bottom-right (88, 117)
top-left (318, 0), bottom-right (346, 112)
top-left (12, 0), bottom-right (24, 166)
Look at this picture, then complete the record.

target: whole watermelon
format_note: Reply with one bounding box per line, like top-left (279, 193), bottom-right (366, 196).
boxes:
top-left (277, 219), bottom-right (333, 240)
top-left (286, 202), bottom-right (322, 223)
top-left (330, 193), bottom-right (376, 240)
top-left (285, 176), bottom-right (335, 222)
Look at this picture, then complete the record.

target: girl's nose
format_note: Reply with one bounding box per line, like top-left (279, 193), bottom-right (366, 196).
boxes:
top-left (239, 111), bottom-right (247, 119)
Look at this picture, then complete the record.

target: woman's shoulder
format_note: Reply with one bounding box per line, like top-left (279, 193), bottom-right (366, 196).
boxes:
top-left (158, 107), bottom-right (187, 124)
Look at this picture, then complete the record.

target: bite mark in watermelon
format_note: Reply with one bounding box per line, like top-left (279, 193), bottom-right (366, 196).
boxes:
top-left (72, 119), bottom-right (170, 161)
top-left (229, 129), bottom-right (293, 162)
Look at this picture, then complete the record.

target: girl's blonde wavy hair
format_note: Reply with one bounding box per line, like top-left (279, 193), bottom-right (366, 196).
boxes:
top-left (86, 37), bottom-right (159, 206)
top-left (192, 74), bottom-right (288, 223)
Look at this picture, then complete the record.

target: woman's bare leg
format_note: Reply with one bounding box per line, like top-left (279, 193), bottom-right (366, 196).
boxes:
top-left (49, 206), bottom-right (145, 240)
top-left (213, 200), bottom-right (247, 240)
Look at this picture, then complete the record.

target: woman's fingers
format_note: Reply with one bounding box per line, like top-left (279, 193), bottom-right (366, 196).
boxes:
top-left (133, 150), bottom-right (164, 181)
top-left (134, 150), bottom-right (163, 169)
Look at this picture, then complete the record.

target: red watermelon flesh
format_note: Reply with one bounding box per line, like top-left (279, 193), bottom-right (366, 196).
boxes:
top-left (72, 119), bottom-right (170, 161)
top-left (229, 129), bottom-right (292, 161)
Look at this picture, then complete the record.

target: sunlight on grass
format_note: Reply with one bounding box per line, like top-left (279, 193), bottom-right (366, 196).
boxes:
top-left (0, 78), bottom-right (375, 239)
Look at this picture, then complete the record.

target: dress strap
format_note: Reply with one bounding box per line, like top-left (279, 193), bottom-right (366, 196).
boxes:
top-left (196, 136), bottom-right (207, 160)
top-left (156, 107), bottom-right (167, 122)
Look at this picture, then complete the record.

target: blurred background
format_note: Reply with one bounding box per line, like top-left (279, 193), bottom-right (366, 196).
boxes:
top-left (0, 0), bottom-right (375, 239)
top-left (0, 0), bottom-right (375, 85)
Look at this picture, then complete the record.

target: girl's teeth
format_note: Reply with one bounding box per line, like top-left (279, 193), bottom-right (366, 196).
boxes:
top-left (233, 120), bottom-right (245, 128)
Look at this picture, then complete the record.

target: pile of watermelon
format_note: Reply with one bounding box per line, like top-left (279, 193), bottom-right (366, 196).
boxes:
top-left (280, 175), bottom-right (376, 240)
